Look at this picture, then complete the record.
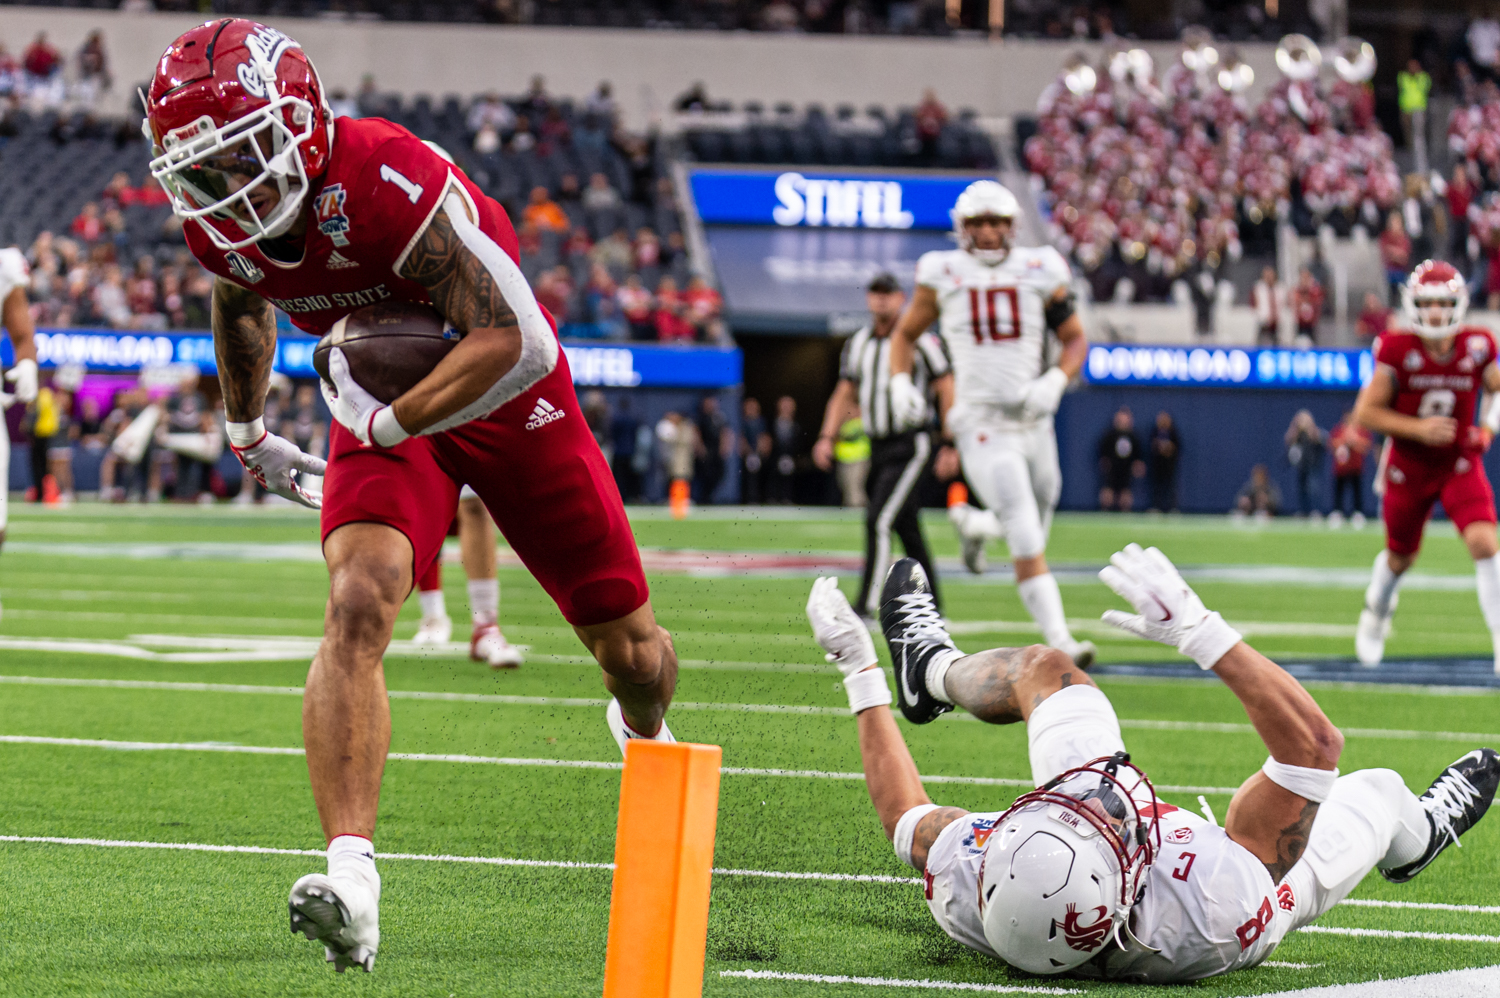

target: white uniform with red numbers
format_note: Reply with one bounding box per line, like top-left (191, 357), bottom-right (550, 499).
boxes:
top-left (915, 683), bottom-right (1400, 983)
top-left (915, 245), bottom-right (1072, 557)
top-left (0, 247), bottom-right (30, 532)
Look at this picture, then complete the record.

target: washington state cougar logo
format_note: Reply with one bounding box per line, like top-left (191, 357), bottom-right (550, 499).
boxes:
top-left (1059, 903), bottom-right (1112, 952)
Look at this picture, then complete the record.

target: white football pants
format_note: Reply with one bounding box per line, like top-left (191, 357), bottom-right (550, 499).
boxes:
top-left (953, 417), bottom-right (1060, 561)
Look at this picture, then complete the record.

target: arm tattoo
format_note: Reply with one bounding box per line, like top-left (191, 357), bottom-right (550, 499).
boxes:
top-left (1263, 800), bottom-right (1320, 883)
top-left (944, 647), bottom-right (1029, 723)
top-left (399, 205), bottom-right (519, 334)
top-left (911, 807), bottom-right (969, 867)
top-left (211, 277), bottom-right (275, 422)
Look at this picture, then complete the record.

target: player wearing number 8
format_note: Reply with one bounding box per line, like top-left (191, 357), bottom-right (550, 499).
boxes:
top-left (1354, 260), bottom-right (1500, 672)
top-left (887, 180), bottom-right (1094, 668)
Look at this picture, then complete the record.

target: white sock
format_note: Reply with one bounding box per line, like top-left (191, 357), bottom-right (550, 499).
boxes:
top-left (328, 834), bottom-right (379, 894)
top-left (468, 577), bottom-right (499, 627)
top-left (925, 648), bottom-right (964, 704)
top-left (1379, 785), bottom-right (1434, 869)
top-left (1017, 572), bottom-right (1073, 648)
top-left (1474, 555), bottom-right (1500, 646)
top-left (418, 588), bottom-right (446, 620)
top-left (1365, 550), bottom-right (1402, 617)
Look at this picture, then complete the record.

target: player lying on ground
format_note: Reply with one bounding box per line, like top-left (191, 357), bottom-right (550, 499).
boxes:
top-left (0, 246), bottom-right (39, 621)
top-left (413, 485), bottom-right (523, 668)
top-left (144, 19), bottom-right (677, 972)
top-left (887, 180), bottom-right (1094, 667)
top-left (806, 551), bottom-right (1498, 982)
top-left (1353, 260), bottom-right (1500, 673)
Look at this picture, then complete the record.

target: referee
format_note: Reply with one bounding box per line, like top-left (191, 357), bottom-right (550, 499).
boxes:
top-left (813, 273), bottom-right (954, 617)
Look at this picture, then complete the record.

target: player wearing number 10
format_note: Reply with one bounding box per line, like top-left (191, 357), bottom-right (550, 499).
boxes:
top-left (888, 180), bottom-right (1094, 674)
top-left (144, 19), bottom-right (678, 973)
top-left (1353, 260), bottom-right (1500, 673)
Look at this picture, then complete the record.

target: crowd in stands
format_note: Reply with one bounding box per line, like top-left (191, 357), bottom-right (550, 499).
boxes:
top-left (0, 47), bottom-right (725, 342)
top-left (0, 30), bottom-right (111, 112)
top-left (1027, 51), bottom-right (1399, 304)
top-left (0, 1), bottom-right (1322, 39)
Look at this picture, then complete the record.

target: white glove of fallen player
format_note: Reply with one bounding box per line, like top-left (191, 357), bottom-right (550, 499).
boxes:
top-left (227, 419), bottom-right (327, 510)
top-left (806, 576), bottom-right (878, 677)
top-left (4, 358), bottom-right (38, 405)
top-left (1099, 543), bottom-right (1242, 670)
top-left (320, 347), bottom-right (411, 449)
top-left (888, 372), bottom-right (928, 431)
top-left (1019, 367), bottom-right (1069, 420)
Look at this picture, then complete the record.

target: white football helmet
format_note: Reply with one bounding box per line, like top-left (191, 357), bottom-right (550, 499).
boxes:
top-left (951, 180), bottom-right (1020, 265)
top-left (1401, 259), bottom-right (1469, 340)
top-left (978, 753), bottom-right (1161, 974)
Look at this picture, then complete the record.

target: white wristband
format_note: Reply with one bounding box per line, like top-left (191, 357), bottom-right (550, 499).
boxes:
top-left (1485, 395), bottom-right (1500, 435)
top-left (1262, 756), bottom-right (1339, 803)
top-left (370, 407), bottom-right (411, 448)
top-left (843, 666), bottom-right (893, 714)
top-left (1179, 611), bottom-right (1243, 670)
top-left (226, 417), bottom-right (265, 448)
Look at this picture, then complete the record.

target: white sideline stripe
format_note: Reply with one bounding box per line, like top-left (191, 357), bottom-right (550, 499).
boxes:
top-left (718, 970), bottom-right (1080, 994)
top-left (1298, 925), bottom-right (1500, 944)
top-left (0, 833), bottom-right (1484, 929)
top-left (1255, 966), bottom-right (1500, 997)
top-left (1263, 961), bottom-right (1323, 969)
top-left (1341, 899), bottom-right (1500, 915)
top-left (6, 673), bottom-right (1498, 747)
top-left (946, 619), bottom-right (1359, 639)
top-left (0, 734), bottom-right (1240, 795)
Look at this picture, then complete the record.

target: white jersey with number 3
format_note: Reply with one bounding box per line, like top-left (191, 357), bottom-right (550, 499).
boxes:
top-left (915, 245), bottom-right (1071, 424)
top-left (0, 248), bottom-right (28, 304)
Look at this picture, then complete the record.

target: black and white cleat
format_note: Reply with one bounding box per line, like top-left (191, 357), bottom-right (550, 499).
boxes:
top-left (879, 558), bottom-right (959, 725)
top-left (1383, 748), bottom-right (1500, 884)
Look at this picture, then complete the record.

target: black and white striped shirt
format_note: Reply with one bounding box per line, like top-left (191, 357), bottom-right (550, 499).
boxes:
top-left (838, 326), bottom-right (952, 440)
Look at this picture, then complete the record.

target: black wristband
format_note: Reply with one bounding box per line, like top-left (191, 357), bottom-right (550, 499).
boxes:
top-left (1044, 293), bottom-right (1076, 331)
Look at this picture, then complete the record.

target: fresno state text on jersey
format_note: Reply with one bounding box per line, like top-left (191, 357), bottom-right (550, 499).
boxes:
top-left (1374, 327), bottom-right (1499, 466)
top-left (916, 245), bottom-right (1072, 422)
top-left (186, 117), bottom-right (526, 339)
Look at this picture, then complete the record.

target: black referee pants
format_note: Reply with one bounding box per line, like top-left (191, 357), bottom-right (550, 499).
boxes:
top-left (855, 431), bottom-right (940, 617)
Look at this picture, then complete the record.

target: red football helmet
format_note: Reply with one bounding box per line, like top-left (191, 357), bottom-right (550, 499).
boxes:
top-left (144, 19), bottom-right (332, 251)
top-left (1402, 259), bottom-right (1470, 340)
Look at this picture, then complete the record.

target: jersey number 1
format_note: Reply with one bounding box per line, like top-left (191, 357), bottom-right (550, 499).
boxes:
top-left (969, 287), bottom-right (1021, 343)
top-left (380, 165), bottom-right (424, 204)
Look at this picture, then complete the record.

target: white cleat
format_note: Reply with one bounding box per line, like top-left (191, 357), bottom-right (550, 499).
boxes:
top-left (288, 872), bottom-right (380, 973)
top-left (412, 613), bottom-right (453, 645)
top-left (1355, 605), bottom-right (1393, 668)
top-left (606, 697), bottom-right (675, 756)
top-left (1058, 638), bottom-right (1097, 670)
top-left (949, 502), bottom-right (1002, 575)
top-left (471, 623), bottom-right (523, 669)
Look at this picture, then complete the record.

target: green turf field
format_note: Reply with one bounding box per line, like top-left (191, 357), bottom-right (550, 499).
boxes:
top-left (1, 503), bottom-right (1497, 996)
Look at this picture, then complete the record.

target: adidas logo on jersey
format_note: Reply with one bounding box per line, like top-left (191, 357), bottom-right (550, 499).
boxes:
top-left (326, 251), bottom-right (359, 270)
top-left (525, 398), bottom-right (565, 430)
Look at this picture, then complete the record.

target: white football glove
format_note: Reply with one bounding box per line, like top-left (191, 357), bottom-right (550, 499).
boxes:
top-left (227, 420), bottom-right (327, 510)
top-left (1099, 543), bottom-right (1242, 670)
top-left (320, 347), bottom-right (410, 448)
top-left (4, 358), bottom-right (38, 405)
top-left (807, 577), bottom-right (878, 677)
top-left (1019, 367), bottom-right (1069, 420)
top-left (888, 372), bottom-right (928, 431)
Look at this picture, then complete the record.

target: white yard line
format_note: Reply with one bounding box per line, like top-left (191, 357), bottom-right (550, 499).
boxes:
top-left (947, 619), bottom-right (1360, 639)
top-left (718, 970), bottom-right (1081, 994)
top-left (0, 734), bottom-right (1233, 794)
top-left (1251, 966), bottom-right (1500, 997)
top-left (1263, 962), bottom-right (1324, 969)
top-left (0, 833), bottom-right (1487, 943)
top-left (5, 672), bottom-right (1497, 746)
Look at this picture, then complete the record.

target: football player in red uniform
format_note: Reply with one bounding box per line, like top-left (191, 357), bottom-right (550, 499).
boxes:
top-left (1353, 260), bottom-right (1500, 672)
top-left (144, 20), bottom-right (677, 972)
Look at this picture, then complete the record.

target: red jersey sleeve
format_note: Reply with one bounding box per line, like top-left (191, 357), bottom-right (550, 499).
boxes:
top-left (1373, 332), bottom-right (1401, 371)
top-left (341, 134), bottom-right (464, 278)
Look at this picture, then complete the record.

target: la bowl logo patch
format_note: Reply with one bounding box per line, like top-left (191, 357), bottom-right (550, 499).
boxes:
top-left (316, 184), bottom-right (352, 247)
top-left (1059, 903), bottom-right (1112, 952)
top-left (226, 251), bottom-right (264, 285)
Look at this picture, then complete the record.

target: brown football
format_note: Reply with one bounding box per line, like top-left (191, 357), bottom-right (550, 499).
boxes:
top-left (313, 302), bottom-right (460, 405)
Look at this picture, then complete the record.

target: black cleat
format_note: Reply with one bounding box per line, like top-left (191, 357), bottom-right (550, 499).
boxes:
top-left (880, 558), bottom-right (959, 725)
top-left (1382, 748), bottom-right (1500, 883)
